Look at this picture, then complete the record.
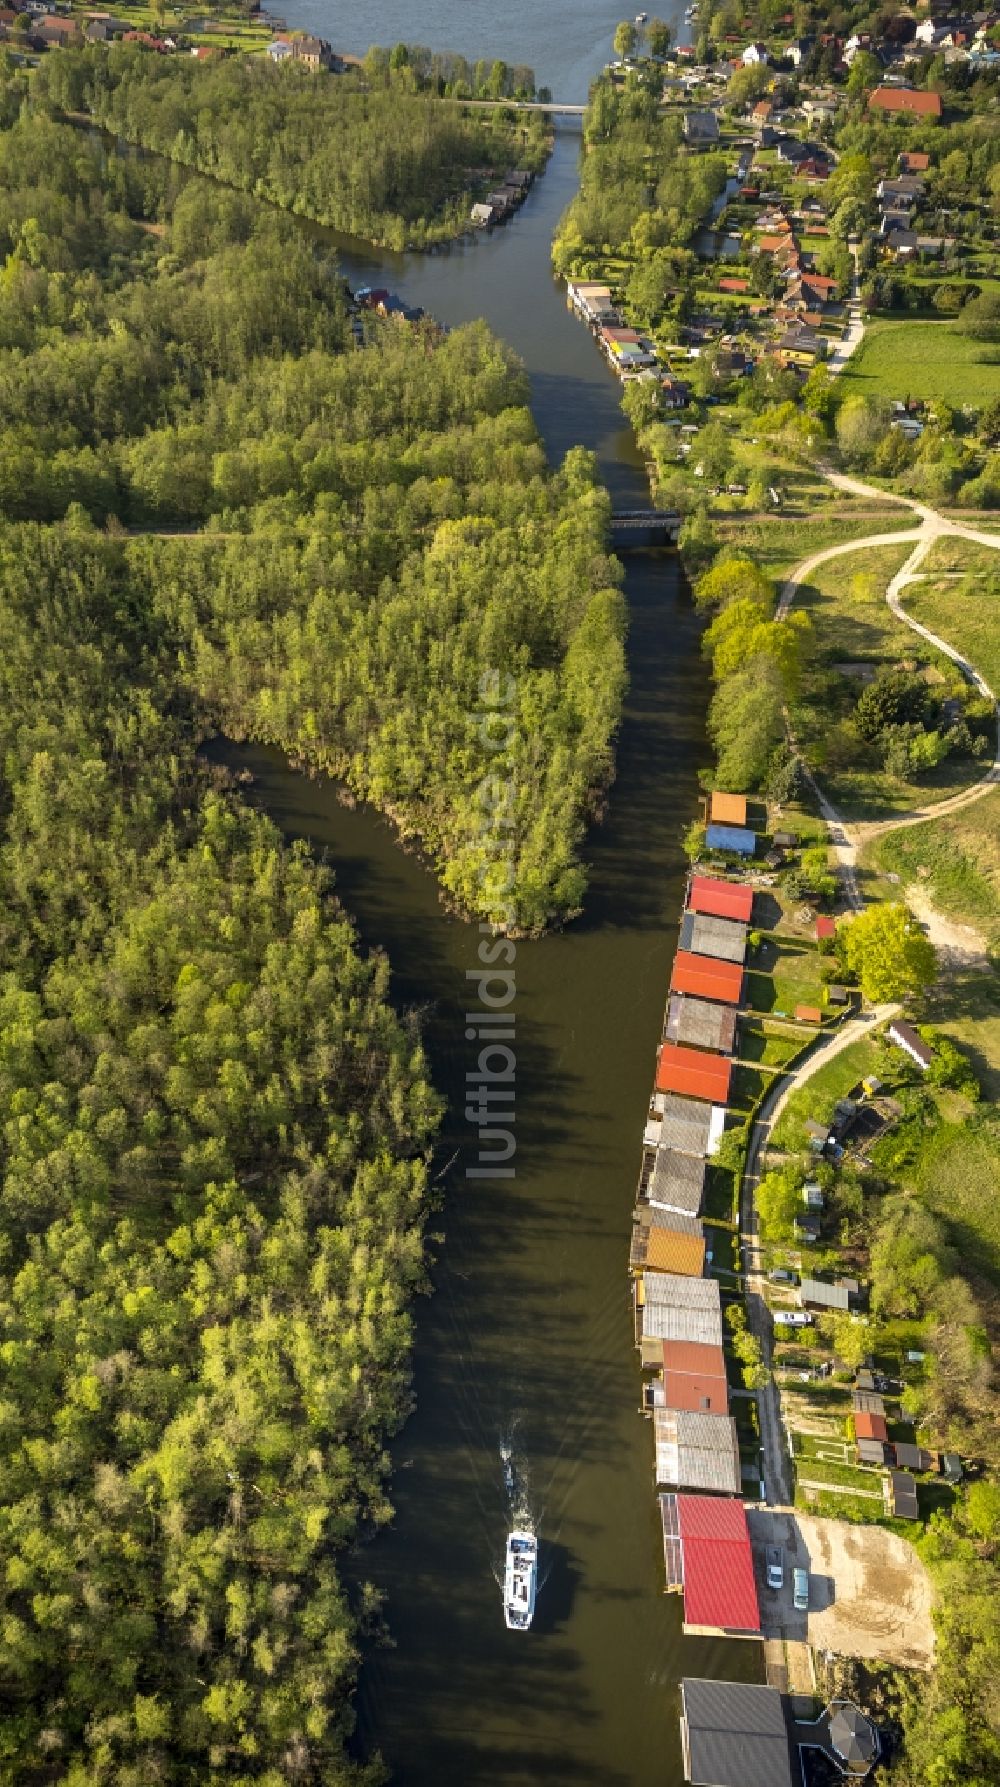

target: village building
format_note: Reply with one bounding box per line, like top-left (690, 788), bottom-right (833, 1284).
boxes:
top-left (653, 1407), bottom-right (742, 1494)
top-left (888, 1019), bottom-right (934, 1070)
top-left (656, 1042), bottom-right (733, 1104)
top-left (659, 1495), bottom-right (761, 1636)
top-left (630, 1206), bottom-right (707, 1277)
top-left (639, 1143), bottom-right (707, 1216)
top-left (680, 1679), bottom-right (798, 1787)
top-left (670, 950), bottom-right (743, 1006)
top-left (645, 1090), bottom-right (727, 1157)
top-left (678, 912), bottom-right (748, 964)
top-left (664, 994), bottom-right (737, 1055)
top-left (868, 84), bottom-right (943, 117)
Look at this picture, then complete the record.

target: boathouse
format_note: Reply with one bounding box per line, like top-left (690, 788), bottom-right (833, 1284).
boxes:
top-left (687, 875), bottom-right (754, 924)
top-left (678, 912), bottom-right (748, 964)
top-left (680, 1679), bottom-right (798, 1787)
top-left (659, 1339), bottom-right (729, 1414)
top-left (664, 993), bottom-right (737, 1054)
top-left (645, 1091), bottom-right (726, 1157)
top-left (709, 792), bottom-right (748, 827)
top-left (656, 1043), bottom-right (732, 1105)
top-left (653, 1408), bottom-right (741, 1495)
top-left (639, 1143), bottom-right (706, 1216)
top-left (630, 1207), bottom-right (706, 1277)
top-left (705, 822), bottom-right (757, 857)
top-left (660, 1496), bottom-right (761, 1637)
top-left (671, 950), bottom-right (743, 1007)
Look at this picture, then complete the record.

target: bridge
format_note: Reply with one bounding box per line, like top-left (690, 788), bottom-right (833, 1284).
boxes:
top-left (610, 510), bottom-right (682, 548)
top-left (444, 97), bottom-right (586, 115)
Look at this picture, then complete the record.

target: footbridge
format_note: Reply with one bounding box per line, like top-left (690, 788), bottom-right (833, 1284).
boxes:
top-left (447, 97), bottom-right (586, 115)
top-left (610, 510), bottom-right (682, 549)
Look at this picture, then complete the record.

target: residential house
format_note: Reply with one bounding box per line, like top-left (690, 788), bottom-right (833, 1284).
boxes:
top-left (784, 39), bottom-right (810, 66)
top-left (742, 40), bottom-right (769, 63)
top-left (267, 37), bottom-right (293, 60)
top-left (777, 326), bottom-right (824, 366)
top-left (683, 108), bottom-right (720, 145)
top-left (886, 229), bottom-right (920, 258)
top-left (878, 174), bottom-right (926, 202)
top-left (661, 375), bottom-right (691, 408)
top-left (868, 85), bottom-right (943, 118)
top-left (36, 13), bottom-right (78, 41)
top-left (680, 1679), bottom-right (798, 1787)
top-left (899, 150), bottom-right (931, 173)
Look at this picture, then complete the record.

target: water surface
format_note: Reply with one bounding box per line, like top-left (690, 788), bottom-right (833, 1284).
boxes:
top-left (215, 126), bottom-right (763, 1786)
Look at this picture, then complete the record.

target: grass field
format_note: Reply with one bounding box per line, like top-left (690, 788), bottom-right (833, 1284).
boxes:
top-left (790, 541), bottom-right (988, 820)
top-left (911, 1111), bottom-right (1000, 1288)
top-left (713, 505), bottom-right (915, 583)
top-left (769, 1036), bottom-right (881, 1152)
top-left (841, 320), bottom-right (1000, 404)
top-left (745, 940), bottom-right (835, 1016)
top-left (903, 560), bottom-right (1000, 694)
top-left (862, 789), bottom-right (1000, 949)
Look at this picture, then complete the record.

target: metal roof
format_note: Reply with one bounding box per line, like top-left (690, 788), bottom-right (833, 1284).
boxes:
top-left (679, 911), bottom-right (749, 963)
top-left (653, 1408), bottom-right (742, 1494)
top-left (642, 1303), bottom-right (724, 1347)
top-left (853, 1390), bottom-right (886, 1416)
top-left (630, 1225), bottom-right (706, 1277)
top-left (705, 823), bottom-right (757, 856)
top-left (887, 1470), bottom-right (919, 1519)
top-left (682, 1679), bottom-right (795, 1787)
top-left (854, 1410), bottom-right (888, 1443)
top-left (671, 950), bottom-right (744, 1007)
top-left (643, 1272), bottom-right (721, 1311)
top-left (653, 1093), bottom-right (713, 1155)
top-left (709, 793), bottom-right (748, 826)
top-left (688, 875), bottom-right (754, 923)
top-left (663, 1363), bottom-right (729, 1415)
top-left (665, 993), bottom-right (737, 1054)
top-left (799, 1277), bottom-right (850, 1311)
top-left (676, 1495), bottom-right (760, 1634)
top-left (635, 1205), bottom-right (704, 1240)
top-left (646, 1146), bottom-right (706, 1215)
top-left (656, 1043), bottom-right (732, 1104)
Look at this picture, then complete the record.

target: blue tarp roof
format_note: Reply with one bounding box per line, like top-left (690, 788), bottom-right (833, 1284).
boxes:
top-left (706, 824), bottom-right (756, 856)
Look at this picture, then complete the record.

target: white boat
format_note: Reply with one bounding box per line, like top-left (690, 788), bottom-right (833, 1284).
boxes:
top-left (635, 11), bottom-right (648, 22)
top-left (503, 1529), bottom-right (538, 1630)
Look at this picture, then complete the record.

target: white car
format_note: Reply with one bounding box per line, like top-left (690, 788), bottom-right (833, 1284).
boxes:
top-left (774, 1311), bottom-right (813, 1327)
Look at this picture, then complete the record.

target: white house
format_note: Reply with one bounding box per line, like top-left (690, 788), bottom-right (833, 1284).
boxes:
top-left (888, 1019), bottom-right (934, 1071)
top-left (742, 41), bottom-right (769, 64)
top-left (267, 38), bottom-right (293, 60)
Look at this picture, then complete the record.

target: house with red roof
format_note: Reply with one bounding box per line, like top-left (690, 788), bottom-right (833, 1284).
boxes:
top-left (656, 1043), bottom-right (732, 1105)
top-left (659, 1493), bottom-right (761, 1637)
top-left (815, 915), bottom-right (837, 942)
top-left (869, 86), bottom-right (942, 119)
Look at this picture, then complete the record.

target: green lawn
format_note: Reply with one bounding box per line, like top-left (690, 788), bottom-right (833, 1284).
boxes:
top-left (745, 939), bottom-right (834, 1016)
top-left (862, 790), bottom-right (1000, 951)
top-left (792, 542), bottom-right (989, 821)
top-left (841, 320), bottom-right (1000, 404)
top-left (910, 1111), bottom-right (1000, 1288)
top-left (903, 559), bottom-right (1000, 694)
top-left (770, 1036), bottom-right (881, 1152)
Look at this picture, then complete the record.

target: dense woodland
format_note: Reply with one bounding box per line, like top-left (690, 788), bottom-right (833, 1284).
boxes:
top-left (552, 72), bottom-right (727, 271)
top-left (0, 91), bottom-right (625, 933)
top-left (0, 78), bottom-right (626, 1780)
top-left (36, 45), bottom-right (549, 249)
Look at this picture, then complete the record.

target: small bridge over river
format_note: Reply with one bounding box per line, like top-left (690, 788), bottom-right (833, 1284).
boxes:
top-left (445, 97), bottom-right (586, 115)
top-left (610, 510), bottom-right (681, 549)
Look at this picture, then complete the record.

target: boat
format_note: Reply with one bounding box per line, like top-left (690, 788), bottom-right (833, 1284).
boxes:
top-left (635, 11), bottom-right (647, 22)
top-left (503, 1529), bottom-right (538, 1630)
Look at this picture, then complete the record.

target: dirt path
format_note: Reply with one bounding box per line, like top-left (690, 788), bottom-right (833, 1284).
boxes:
top-left (777, 474), bottom-right (1000, 888)
top-left (905, 885), bottom-right (991, 968)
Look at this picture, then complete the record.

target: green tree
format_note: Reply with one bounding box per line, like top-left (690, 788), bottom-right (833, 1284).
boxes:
top-left (647, 17), bottom-right (672, 56)
top-left (839, 904), bottom-right (938, 1004)
top-left (613, 19), bottom-right (638, 58)
top-left (757, 1164), bottom-right (803, 1246)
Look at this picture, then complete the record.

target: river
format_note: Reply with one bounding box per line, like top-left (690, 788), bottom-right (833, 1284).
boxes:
top-left (212, 120), bottom-right (763, 1786)
top-left (276, 0), bottom-right (693, 104)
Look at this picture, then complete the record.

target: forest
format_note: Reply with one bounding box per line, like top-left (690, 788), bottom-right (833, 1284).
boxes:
top-left (35, 44), bottom-right (550, 249)
top-left (552, 71), bottom-right (727, 271)
top-left (0, 93), bottom-right (625, 935)
top-left (0, 76), bottom-right (626, 1780)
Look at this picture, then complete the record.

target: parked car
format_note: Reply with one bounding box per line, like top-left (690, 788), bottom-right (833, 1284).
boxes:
top-left (766, 1546), bottom-right (784, 1591)
top-left (793, 1567), bottom-right (809, 1612)
top-left (768, 1268), bottom-right (796, 1285)
top-left (774, 1311), bottom-right (813, 1327)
